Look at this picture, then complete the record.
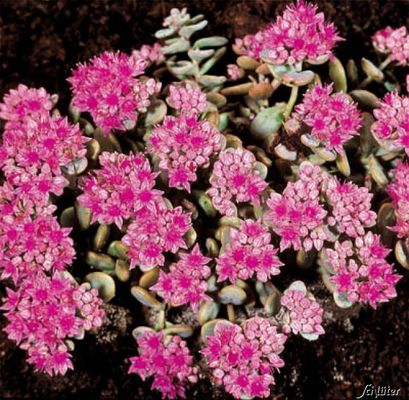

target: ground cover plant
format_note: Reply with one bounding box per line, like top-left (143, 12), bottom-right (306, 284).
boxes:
top-left (0, 1), bottom-right (408, 399)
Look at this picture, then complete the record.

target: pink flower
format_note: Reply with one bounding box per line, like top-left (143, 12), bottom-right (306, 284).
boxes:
top-left (150, 115), bottom-right (223, 191)
top-left (265, 162), bottom-right (328, 252)
top-left (168, 83), bottom-right (207, 116)
top-left (290, 84), bottom-right (362, 154)
top-left (235, 0), bottom-right (342, 65)
top-left (68, 51), bottom-right (161, 134)
top-left (128, 331), bottom-right (198, 399)
top-left (27, 344), bottom-right (73, 376)
top-left (78, 151), bottom-right (161, 228)
top-left (0, 84), bottom-right (52, 127)
top-left (1, 114), bottom-right (88, 172)
top-left (265, 162), bottom-right (379, 250)
top-left (216, 219), bottom-right (282, 283)
top-left (324, 177), bottom-right (377, 237)
top-left (227, 64), bottom-right (241, 80)
top-left (2, 164), bottom-right (68, 205)
top-left (134, 77), bottom-right (162, 115)
top-left (371, 92), bottom-right (409, 154)
top-left (325, 233), bottom-right (401, 308)
top-left (207, 148), bottom-right (268, 216)
top-left (372, 26), bottom-right (409, 66)
top-left (355, 231), bottom-right (390, 264)
top-left (280, 287), bottom-right (325, 337)
top-left (72, 282), bottom-right (105, 330)
top-left (132, 43), bottom-right (164, 64)
top-left (151, 244), bottom-right (211, 311)
top-left (0, 104), bottom-right (89, 205)
top-left (1, 273), bottom-right (105, 375)
top-left (0, 212), bottom-right (75, 284)
top-left (0, 181), bottom-right (56, 219)
top-left (122, 202), bottom-right (191, 270)
top-left (387, 161), bottom-right (409, 238)
top-left (201, 317), bottom-right (287, 399)
top-left (234, 33), bottom-right (264, 59)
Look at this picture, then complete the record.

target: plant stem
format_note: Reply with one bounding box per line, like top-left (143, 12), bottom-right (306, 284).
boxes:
top-left (358, 57), bottom-right (391, 88)
top-left (359, 76), bottom-right (373, 89)
top-left (283, 85), bottom-right (299, 119)
top-left (379, 57), bottom-right (392, 71)
top-left (227, 304), bottom-right (235, 322)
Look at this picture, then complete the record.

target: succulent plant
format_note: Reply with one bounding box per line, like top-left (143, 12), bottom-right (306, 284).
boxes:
top-left (155, 7), bottom-right (228, 88)
top-left (0, 1), bottom-right (408, 399)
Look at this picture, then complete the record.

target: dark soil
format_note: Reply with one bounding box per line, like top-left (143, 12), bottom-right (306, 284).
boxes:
top-left (1, 1), bottom-right (409, 399)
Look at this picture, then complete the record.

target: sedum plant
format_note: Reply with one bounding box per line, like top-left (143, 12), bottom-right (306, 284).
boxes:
top-left (0, 1), bottom-right (408, 398)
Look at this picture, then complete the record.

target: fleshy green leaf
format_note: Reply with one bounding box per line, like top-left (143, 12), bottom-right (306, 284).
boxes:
top-left (250, 105), bottom-right (284, 140)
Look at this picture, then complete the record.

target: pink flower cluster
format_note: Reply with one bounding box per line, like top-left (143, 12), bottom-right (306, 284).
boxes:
top-left (0, 84), bottom-right (52, 126)
top-left (216, 220), bottom-right (282, 283)
top-left (201, 317), bottom-right (287, 399)
top-left (73, 282), bottom-right (106, 330)
top-left (0, 182), bottom-right (56, 219)
top-left (0, 211), bottom-right (75, 284)
top-left (372, 26), bottom-right (409, 66)
top-left (324, 177), bottom-right (377, 237)
top-left (122, 204), bottom-right (191, 270)
top-left (78, 151), bottom-right (191, 270)
top-left (2, 163), bottom-right (68, 206)
top-left (227, 64), bottom-right (241, 80)
top-left (68, 51), bottom-right (161, 134)
top-left (134, 77), bottom-right (162, 117)
top-left (387, 161), bottom-right (409, 238)
top-left (208, 148), bottom-right (268, 216)
top-left (132, 43), bottom-right (164, 64)
top-left (168, 83), bottom-right (207, 116)
top-left (266, 162), bottom-right (377, 251)
top-left (151, 244), bottom-right (211, 311)
top-left (1, 115), bottom-right (86, 172)
top-left (291, 84), bottom-right (362, 154)
top-left (2, 273), bottom-right (104, 375)
top-left (325, 232), bottom-right (401, 308)
top-left (78, 151), bottom-right (162, 228)
top-left (0, 85), bottom-right (88, 204)
top-left (280, 289), bottom-right (325, 337)
top-left (235, 0), bottom-right (342, 65)
top-left (150, 115), bottom-right (223, 191)
top-left (265, 162), bottom-right (328, 252)
top-left (371, 92), bottom-right (409, 154)
top-left (0, 85), bottom-right (105, 376)
top-left (128, 331), bottom-right (198, 399)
